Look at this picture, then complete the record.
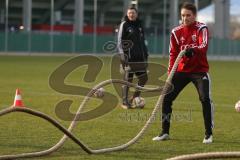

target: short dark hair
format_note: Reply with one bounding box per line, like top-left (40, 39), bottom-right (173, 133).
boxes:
top-left (127, 6), bottom-right (138, 13)
top-left (181, 2), bottom-right (197, 15)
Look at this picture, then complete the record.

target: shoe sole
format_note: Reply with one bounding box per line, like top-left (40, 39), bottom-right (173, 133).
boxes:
top-left (152, 138), bottom-right (170, 141)
top-left (152, 135), bottom-right (170, 141)
top-left (203, 141), bottom-right (213, 144)
top-left (121, 105), bottom-right (132, 109)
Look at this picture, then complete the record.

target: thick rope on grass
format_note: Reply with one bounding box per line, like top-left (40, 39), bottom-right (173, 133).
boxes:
top-left (0, 50), bottom-right (184, 159)
top-left (166, 152), bottom-right (240, 160)
top-left (0, 79), bottom-right (164, 159)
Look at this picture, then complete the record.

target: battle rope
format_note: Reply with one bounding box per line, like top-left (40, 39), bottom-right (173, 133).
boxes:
top-left (0, 50), bottom-right (189, 160)
top-left (0, 79), bottom-right (165, 159)
top-left (166, 152), bottom-right (240, 160)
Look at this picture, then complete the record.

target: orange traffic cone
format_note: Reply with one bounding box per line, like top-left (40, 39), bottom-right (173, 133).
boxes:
top-left (13, 89), bottom-right (24, 107)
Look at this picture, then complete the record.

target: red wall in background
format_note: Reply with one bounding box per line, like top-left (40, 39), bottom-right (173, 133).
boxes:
top-left (32, 24), bottom-right (114, 34)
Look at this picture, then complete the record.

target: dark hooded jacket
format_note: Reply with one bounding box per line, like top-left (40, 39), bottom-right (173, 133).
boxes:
top-left (118, 16), bottom-right (148, 65)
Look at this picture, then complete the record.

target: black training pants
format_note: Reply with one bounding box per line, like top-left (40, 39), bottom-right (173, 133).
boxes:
top-left (162, 72), bottom-right (214, 136)
top-left (123, 70), bottom-right (148, 102)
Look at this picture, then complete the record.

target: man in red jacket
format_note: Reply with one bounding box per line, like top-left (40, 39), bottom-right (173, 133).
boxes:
top-left (152, 2), bottom-right (214, 144)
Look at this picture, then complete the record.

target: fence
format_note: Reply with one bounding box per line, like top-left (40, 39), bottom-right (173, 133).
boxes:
top-left (0, 32), bottom-right (240, 56)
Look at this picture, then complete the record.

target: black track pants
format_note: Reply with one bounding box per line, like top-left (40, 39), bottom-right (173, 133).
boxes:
top-left (161, 72), bottom-right (214, 136)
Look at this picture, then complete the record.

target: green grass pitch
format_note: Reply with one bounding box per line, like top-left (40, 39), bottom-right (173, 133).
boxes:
top-left (0, 55), bottom-right (239, 160)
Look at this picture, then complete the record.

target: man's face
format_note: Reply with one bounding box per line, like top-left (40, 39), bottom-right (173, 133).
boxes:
top-left (127, 9), bottom-right (138, 21)
top-left (181, 8), bottom-right (196, 26)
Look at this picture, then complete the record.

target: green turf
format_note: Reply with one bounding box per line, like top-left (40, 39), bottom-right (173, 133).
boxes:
top-left (0, 55), bottom-right (239, 160)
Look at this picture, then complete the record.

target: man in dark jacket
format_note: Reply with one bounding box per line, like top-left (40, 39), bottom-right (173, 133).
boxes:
top-left (117, 7), bottom-right (148, 109)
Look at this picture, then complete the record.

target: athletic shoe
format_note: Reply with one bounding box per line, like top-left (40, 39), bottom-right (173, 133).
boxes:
top-left (203, 135), bottom-right (213, 144)
top-left (121, 101), bottom-right (132, 109)
top-left (152, 133), bottom-right (170, 141)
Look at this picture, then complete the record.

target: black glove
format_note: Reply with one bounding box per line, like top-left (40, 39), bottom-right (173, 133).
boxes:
top-left (185, 48), bottom-right (194, 58)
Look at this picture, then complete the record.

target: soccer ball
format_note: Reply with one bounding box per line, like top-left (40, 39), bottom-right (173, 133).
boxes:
top-left (93, 87), bottom-right (105, 98)
top-left (235, 100), bottom-right (240, 112)
top-left (132, 97), bottom-right (145, 109)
